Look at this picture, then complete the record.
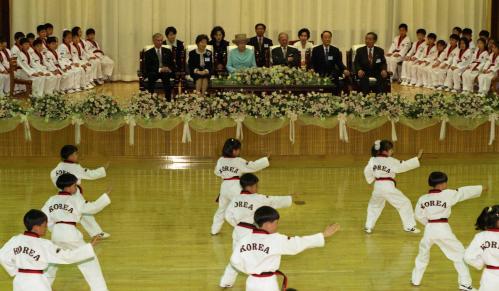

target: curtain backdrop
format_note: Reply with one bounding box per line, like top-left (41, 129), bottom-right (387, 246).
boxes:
top-left (12, 0), bottom-right (491, 81)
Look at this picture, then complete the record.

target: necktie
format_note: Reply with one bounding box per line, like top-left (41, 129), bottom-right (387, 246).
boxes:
top-left (368, 48), bottom-right (373, 65)
top-left (325, 46), bottom-right (329, 62)
top-left (259, 37), bottom-right (263, 49)
top-left (157, 48), bottom-right (162, 66)
top-left (283, 47), bottom-right (287, 58)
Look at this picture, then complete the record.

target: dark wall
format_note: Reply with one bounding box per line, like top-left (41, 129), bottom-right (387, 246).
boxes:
top-left (0, 0), bottom-right (9, 46)
top-left (492, 0), bottom-right (498, 39)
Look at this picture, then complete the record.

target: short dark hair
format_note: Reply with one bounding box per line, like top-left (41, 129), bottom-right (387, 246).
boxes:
top-left (366, 32), bottom-right (378, 41)
top-left (210, 26), bottom-right (225, 40)
top-left (371, 140), bottom-right (393, 157)
top-left (449, 34), bottom-right (460, 41)
top-left (427, 33), bottom-right (437, 40)
top-left (436, 40), bottom-right (446, 47)
top-left (462, 28), bottom-right (472, 35)
top-left (477, 37), bottom-right (487, 46)
top-left (33, 39), bottom-right (43, 47)
top-left (460, 37), bottom-right (470, 48)
top-left (298, 28), bottom-right (310, 39)
top-left (416, 28), bottom-right (426, 35)
top-left (19, 38), bottom-right (29, 45)
top-left (86, 28), bottom-right (96, 36)
top-left (165, 26), bottom-right (177, 36)
top-left (14, 32), bottom-right (25, 41)
top-left (222, 138), bottom-right (241, 157)
top-left (24, 209), bottom-right (48, 231)
top-left (56, 173), bottom-right (78, 190)
top-left (255, 23), bottom-right (266, 30)
top-left (195, 34), bottom-right (209, 44)
top-left (71, 26), bottom-right (81, 37)
top-left (26, 33), bottom-right (35, 39)
top-left (479, 30), bottom-right (490, 38)
top-left (37, 25), bottom-right (46, 33)
top-left (62, 30), bottom-right (72, 39)
top-left (45, 23), bottom-right (54, 29)
top-left (398, 23), bottom-right (408, 30)
top-left (240, 173), bottom-right (259, 189)
top-left (47, 36), bottom-right (57, 44)
top-left (452, 26), bottom-right (462, 33)
top-left (60, 144), bottom-right (78, 160)
top-left (428, 171), bottom-right (448, 187)
top-left (475, 205), bottom-right (499, 230)
top-left (0, 35), bottom-right (6, 43)
top-left (254, 206), bottom-right (280, 227)
top-left (321, 30), bottom-right (332, 38)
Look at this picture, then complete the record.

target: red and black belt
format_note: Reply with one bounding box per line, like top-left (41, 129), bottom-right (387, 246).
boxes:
top-left (486, 265), bottom-right (499, 270)
top-left (56, 221), bottom-right (77, 226)
top-left (223, 177), bottom-right (240, 181)
top-left (237, 222), bottom-right (256, 230)
top-left (428, 218), bottom-right (448, 223)
top-left (18, 269), bottom-right (43, 274)
top-left (375, 177), bottom-right (396, 185)
top-left (252, 270), bottom-right (288, 291)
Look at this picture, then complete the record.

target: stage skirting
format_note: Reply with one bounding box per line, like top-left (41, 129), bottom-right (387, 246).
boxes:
top-left (0, 116), bottom-right (498, 157)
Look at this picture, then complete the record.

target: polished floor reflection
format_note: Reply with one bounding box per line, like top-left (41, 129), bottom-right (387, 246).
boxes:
top-left (0, 155), bottom-right (497, 290)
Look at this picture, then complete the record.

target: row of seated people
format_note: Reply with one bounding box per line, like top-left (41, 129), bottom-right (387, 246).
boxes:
top-left (386, 24), bottom-right (497, 95)
top-left (2, 23), bottom-right (114, 97)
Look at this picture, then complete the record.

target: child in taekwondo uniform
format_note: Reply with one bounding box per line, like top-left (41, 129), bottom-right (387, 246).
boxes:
top-left (385, 23), bottom-right (411, 82)
top-left (465, 205), bottom-right (499, 291)
top-left (418, 39), bottom-right (447, 89)
top-left (15, 38), bottom-right (46, 97)
top-left (85, 28), bottom-right (114, 82)
top-left (42, 173), bottom-right (111, 291)
top-left (212, 138), bottom-right (270, 235)
top-left (411, 171), bottom-right (484, 291)
top-left (462, 38), bottom-right (490, 93)
top-left (44, 36), bottom-right (78, 94)
top-left (477, 40), bottom-right (498, 95)
top-left (409, 33), bottom-right (437, 87)
top-left (220, 173), bottom-right (302, 288)
top-left (58, 30), bottom-right (89, 91)
top-left (50, 145), bottom-right (110, 239)
top-left (230, 206), bottom-right (340, 291)
top-left (444, 37), bottom-right (473, 93)
top-left (364, 139), bottom-right (423, 234)
top-left (431, 34), bottom-right (460, 90)
top-left (30, 39), bottom-right (61, 95)
top-left (0, 209), bottom-right (98, 291)
top-left (400, 28), bottom-right (427, 86)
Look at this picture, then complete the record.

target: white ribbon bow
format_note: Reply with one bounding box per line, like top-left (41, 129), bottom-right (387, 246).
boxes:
top-left (20, 114), bottom-right (31, 142)
top-left (181, 115), bottom-right (192, 143)
top-left (71, 116), bottom-right (84, 145)
top-left (338, 113), bottom-right (349, 143)
top-left (439, 116), bottom-right (449, 141)
top-left (488, 113), bottom-right (498, 146)
top-left (389, 117), bottom-right (399, 142)
top-left (124, 115), bottom-right (136, 146)
top-left (233, 115), bottom-right (245, 140)
top-left (288, 113), bottom-right (298, 144)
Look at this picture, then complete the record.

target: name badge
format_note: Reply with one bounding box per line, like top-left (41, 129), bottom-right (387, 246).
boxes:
top-left (264, 44), bottom-right (269, 48)
top-left (327, 56), bottom-right (333, 61)
top-left (204, 57), bottom-right (210, 62)
top-left (376, 58), bottom-right (382, 63)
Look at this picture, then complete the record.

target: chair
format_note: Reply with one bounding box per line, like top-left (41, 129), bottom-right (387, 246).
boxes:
top-left (9, 58), bottom-right (32, 98)
top-left (347, 44), bottom-right (391, 93)
top-left (492, 72), bottom-right (498, 94)
top-left (137, 44), bottom-right (173, 91)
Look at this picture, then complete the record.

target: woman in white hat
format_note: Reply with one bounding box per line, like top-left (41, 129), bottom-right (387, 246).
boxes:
top-left (226, 34), bottom-right (256, 73)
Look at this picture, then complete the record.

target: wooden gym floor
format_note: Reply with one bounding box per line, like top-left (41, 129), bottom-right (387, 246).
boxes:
top-left (0, 153), bottom-right (497, 290)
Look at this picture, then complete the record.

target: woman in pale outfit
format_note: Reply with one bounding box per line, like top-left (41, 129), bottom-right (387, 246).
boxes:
top-left (226, 34), bottom-right (256, 73)
top-left (188, 34), bottom-right (213, 95)
top-left (293, 28), bottom-right (314, 69)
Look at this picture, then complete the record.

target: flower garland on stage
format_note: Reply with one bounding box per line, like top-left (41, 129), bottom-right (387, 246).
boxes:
top-left (0, 91), bottom-right (498, 145)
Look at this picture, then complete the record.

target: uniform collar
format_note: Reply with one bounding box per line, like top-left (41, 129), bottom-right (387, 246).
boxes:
top-left (429, 189), bottom-right (442, 194)
top-left (241, 191), bottom-right (253, 195)
top-left (58, 191), bottom-right (72, 196)
top-left (63, 160), bottom-right (76, 164)
top-left (23, 231), bottom-right (40, 238)
top-left (376, 154), bottom-right (389, 157)
top-left (487, 228), bottom-right (499, 232)
top-left (253, 229), bottom-right (270, 235)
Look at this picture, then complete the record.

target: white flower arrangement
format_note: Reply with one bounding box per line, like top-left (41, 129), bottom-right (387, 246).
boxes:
top-left (402, 93), bottom-right (450, 119)
top-left (446, 93), bottom-right (499, 119)
top-left (126, 91), bottom-right (171, 119)
top-left (229, 66), bottom-right (329, 86)
top-left (0, 96), bottom-right (24, 119)
top-left (303, 92), bottom-right (343, 118)
top-left (30, 94), bottom-right (73, 121)
top-left (76, 92), bottom-right (122, 120)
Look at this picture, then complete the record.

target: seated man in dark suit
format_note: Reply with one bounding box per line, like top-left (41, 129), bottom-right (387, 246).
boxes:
top-left (271, 32), bottom-right (300, 67)
top-left (354, 32), bottom-right (389, 94)
top-left (311, 30), bottom-right (350, 90)
top-left (163, 26), bottom-right (185, 72)
top-left (247, 23), bottom-right (273, 67)
top-left (145, 33), bottom-right (174, 101)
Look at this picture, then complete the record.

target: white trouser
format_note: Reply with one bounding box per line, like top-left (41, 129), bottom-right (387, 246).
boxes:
top-left (412, 223), bottom-right (472, 287)
top-left (386, 55), bottom-right (404, 81)
top-left (444, 68), bottom-right (466, 90)
top-left (431, 67), bottom-right (448, 88)
top-left (246, 275), bottom-right (280, 291)
top-left (211, 180), bottom-right (241, 235)
top-left (43, 74), bottom-right (58, 95)
top-left (365, 181), bottom-right (416, 230)
top-left (59, 70), bottom-right (75, 91)
top-left (0, 73), bottom-right (9, 95)
top-left (99, 55), bottom-right (114, 78)
top-left (72, 66), bottom-right (87, 89)
top-left (89, 58), bottom-right (103, 80)
top-left (478, 269), bottom-right (499, 291)
top-left (13, 273), bottom-right (51, 291)
top-left (478, 72), bottom-right (496, 94)
top-left (74, 191), bottom-right (104, 237)
top-left (462, 69), bottom-right (480, 92)
top-left (15, 71), bottom-right (45, 97)
top-left (83, 63), bottom-right (96, 85)
top-left (47, 224), bottom-right (108, 291)
top-left (220, 225), bottom-right (253, 287)
top-left (418, 64), bottom-right (433, 87)
top-left (409, 63), bottom-right (424, 85)
top-left (400, 60), bottom-right (415, 82)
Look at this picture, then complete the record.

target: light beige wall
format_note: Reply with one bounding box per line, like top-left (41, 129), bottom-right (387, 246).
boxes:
top-left (12, 0), bottom-right (490, 80)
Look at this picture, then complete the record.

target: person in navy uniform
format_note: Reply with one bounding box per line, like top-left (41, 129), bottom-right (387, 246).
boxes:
top-left (145, 33), bottom-right (174, 100)
top-left (188, 34), bottom-right (213, 95)
top-left (248, 23), bottom-right (273, 67)
top-left (163, 26), bottom-right (185, 72)
top-left (208, 26), bottom-right (230, 74)
top-left (354, 32), bottom-right (389, 94)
